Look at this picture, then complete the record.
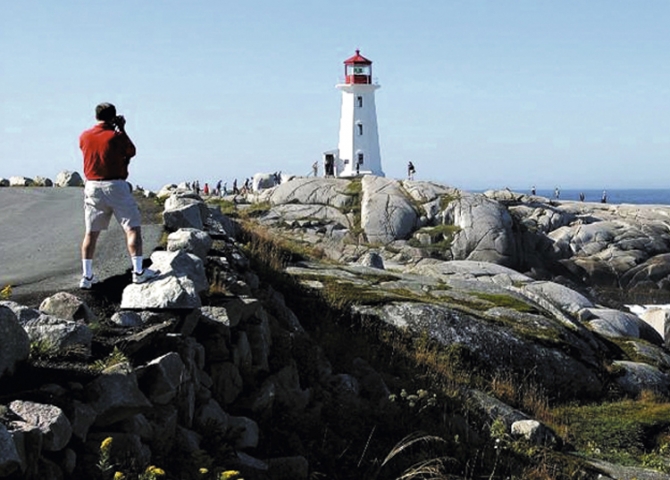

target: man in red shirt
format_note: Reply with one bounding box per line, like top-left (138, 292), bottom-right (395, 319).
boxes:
top-left (79, 103), bottom-right (158, 289)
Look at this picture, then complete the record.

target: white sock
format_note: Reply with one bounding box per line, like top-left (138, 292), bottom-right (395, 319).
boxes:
top-left (132, 256), bottom-right (144, 274)
top-left (82, 259), bottom-right (93, 278)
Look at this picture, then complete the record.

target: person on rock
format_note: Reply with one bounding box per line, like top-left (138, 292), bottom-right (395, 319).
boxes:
top-left (78, 102), bottom-right (159, 289)
top-left (407, 161), bottom-right (416, 180)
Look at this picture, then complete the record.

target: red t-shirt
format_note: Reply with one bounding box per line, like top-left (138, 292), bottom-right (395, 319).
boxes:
top-left (80, 123), bottom-right (136, 180)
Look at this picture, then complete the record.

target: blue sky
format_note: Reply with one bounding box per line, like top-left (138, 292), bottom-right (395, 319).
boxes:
top-left (1, 0), bottom-right (668, 191)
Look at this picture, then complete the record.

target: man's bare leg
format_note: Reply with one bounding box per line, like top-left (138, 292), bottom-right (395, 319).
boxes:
top-left (126, 226), bottom-right (159, 282)
top-left (80, 231), bottom-right (102, 288)
top-left (81, 231), bottom-right (101, 277)
top-left (126, 226), bottom-right (144, 273)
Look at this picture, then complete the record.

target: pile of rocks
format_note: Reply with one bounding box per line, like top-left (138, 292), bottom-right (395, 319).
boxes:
top-left (0, 171), bottom-right (84, 188)
top-left (0, 190), bottom-right (309, 478)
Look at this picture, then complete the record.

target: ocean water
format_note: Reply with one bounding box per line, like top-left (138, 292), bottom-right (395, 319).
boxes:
top-left (474, 189), bottom-right (670, 205)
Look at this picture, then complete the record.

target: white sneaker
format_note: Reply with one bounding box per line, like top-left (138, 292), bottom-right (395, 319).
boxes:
top-left (79, 275), bottom-right (100, 290)
top-left (132, 268), bottom-right (159, 284)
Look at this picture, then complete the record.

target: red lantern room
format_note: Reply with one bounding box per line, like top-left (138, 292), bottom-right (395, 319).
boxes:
top-left (343, 49), bottom-right (373, 84)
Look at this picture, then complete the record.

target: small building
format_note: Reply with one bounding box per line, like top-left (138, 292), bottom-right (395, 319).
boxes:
top-left (324, 50), bottom-right (385, 178)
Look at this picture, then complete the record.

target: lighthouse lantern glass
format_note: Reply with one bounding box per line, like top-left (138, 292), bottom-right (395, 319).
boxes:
top-left (347, 65), bottom-right (369, 76)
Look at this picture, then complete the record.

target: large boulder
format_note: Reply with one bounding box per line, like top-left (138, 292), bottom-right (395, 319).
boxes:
top-left (137, 352), bottom-right (189, 405)
top-left (167, 228), bottom-right (213, 261)
top-left (259, 177), bottom-right (355, 209)
top-left (361, 176), bottom-right (418, 243)
top-left (354, 301), bottom-right (606, 400)
top-left (86, 363), bottom-right (152, 427)
top-left (54, 170), bottom-right (84, 187)
top-left (587, 308), bottom-right (663, 344)
top-left (522, 281), bottom-right (594, 316)
top-left (38, 292), bottom-right (96, 323)
top-left (163, 193), bottom-right (209, 231)
top-left (0, 306), bottom-right (30, 378)
top-left (32, 176), bottom-right (53, 187)
top-left (8, 401), bottom-right (72, 452)
top-left (22, 314), bottom-right (93, 355)
top-left (9, 176), bottom-right (34, 187)
top-left (442, 193), bottom-right (517, 266)
top-left (121, 250), bottom-right (207, 309)
top-left (613, 361), bottom-right (670, 397)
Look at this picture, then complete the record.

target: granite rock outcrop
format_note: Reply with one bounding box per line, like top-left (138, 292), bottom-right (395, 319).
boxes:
top-left (3, 176), bottom-right (670, 479)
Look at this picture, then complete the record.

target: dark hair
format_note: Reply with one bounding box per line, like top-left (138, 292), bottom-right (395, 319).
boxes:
top-left (95, 103), bottom-right (117, 122)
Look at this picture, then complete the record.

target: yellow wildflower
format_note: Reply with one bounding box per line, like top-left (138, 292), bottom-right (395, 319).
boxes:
top-left (114, 472), bottom-right (126, 480)
top-left (199, 468), bottom-right (209, 475)
top-left (0, 284), bottom-right (12, 299)
top-left (100, 437), bottom-right (113, 452)
top-left (221, 470), bottom-right (241, 480)
top-left (146, 465), bottom-right (166, 477)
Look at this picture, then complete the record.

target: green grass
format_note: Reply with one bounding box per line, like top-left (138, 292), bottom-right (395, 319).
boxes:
top-left (29, 338), bottom-right (60, 359)
top-left (345, 178), bottom-right (362, 195)
top-left (439, 193), bottom-right (460, 211)
top-left (241, 200), bottom-right (272, 218)
top-left (92, 346), bottom-right (130, 372)
top-left (551, 398), bottom-right (670, 469)
top-left (205, 198), bottom-right (237, 216)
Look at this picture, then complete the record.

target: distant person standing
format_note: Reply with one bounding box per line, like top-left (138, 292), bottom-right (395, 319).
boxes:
top-left (312, 161), bottom-right (318, 177)
top-left (203, 183), bottom-right (210, 196)
top-left (554, 187), bottom-right (560, 199)
top-left (601, 190), bottom-right (607, 203)
top-left (531, 185), bottom-right (536, 196)
top-left (407, 161), bottom-right (416, 180)
top-left (579, 192), bottom-right (585, 202)
top-left (78, 102), bottom-right (158, 289)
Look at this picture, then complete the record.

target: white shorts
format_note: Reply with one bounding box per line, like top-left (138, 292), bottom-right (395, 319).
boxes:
top-left (84, 180), bottom-right (141, 232)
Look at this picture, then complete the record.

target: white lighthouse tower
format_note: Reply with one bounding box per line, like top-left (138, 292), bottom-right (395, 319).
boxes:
top-left (326, 50), bottom-right (384, 178)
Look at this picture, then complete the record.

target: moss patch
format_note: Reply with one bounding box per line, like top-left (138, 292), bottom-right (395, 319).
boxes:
top-left (341, 179), bottom-right (363, 238)
top-left (472, 292), bottom-right (537, 313)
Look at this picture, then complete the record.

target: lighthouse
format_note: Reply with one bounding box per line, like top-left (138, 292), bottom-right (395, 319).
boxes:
top-left (324, 50), bottom-right (385, 178)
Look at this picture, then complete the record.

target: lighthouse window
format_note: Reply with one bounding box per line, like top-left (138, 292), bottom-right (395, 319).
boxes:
top-left (357, 153), bottom-right (364, 164)
top-left (357, 96), bottom-right (363, 108)
top-left (357, 123), bottom-right (363, 135)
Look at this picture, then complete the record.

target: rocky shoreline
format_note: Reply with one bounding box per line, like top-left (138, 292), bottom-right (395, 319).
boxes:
top-left (2, 174), bottom-right (670, 478)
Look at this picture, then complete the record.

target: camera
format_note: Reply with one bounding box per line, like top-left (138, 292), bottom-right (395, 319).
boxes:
top-left (112, 115), bottom-right (126, 129)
